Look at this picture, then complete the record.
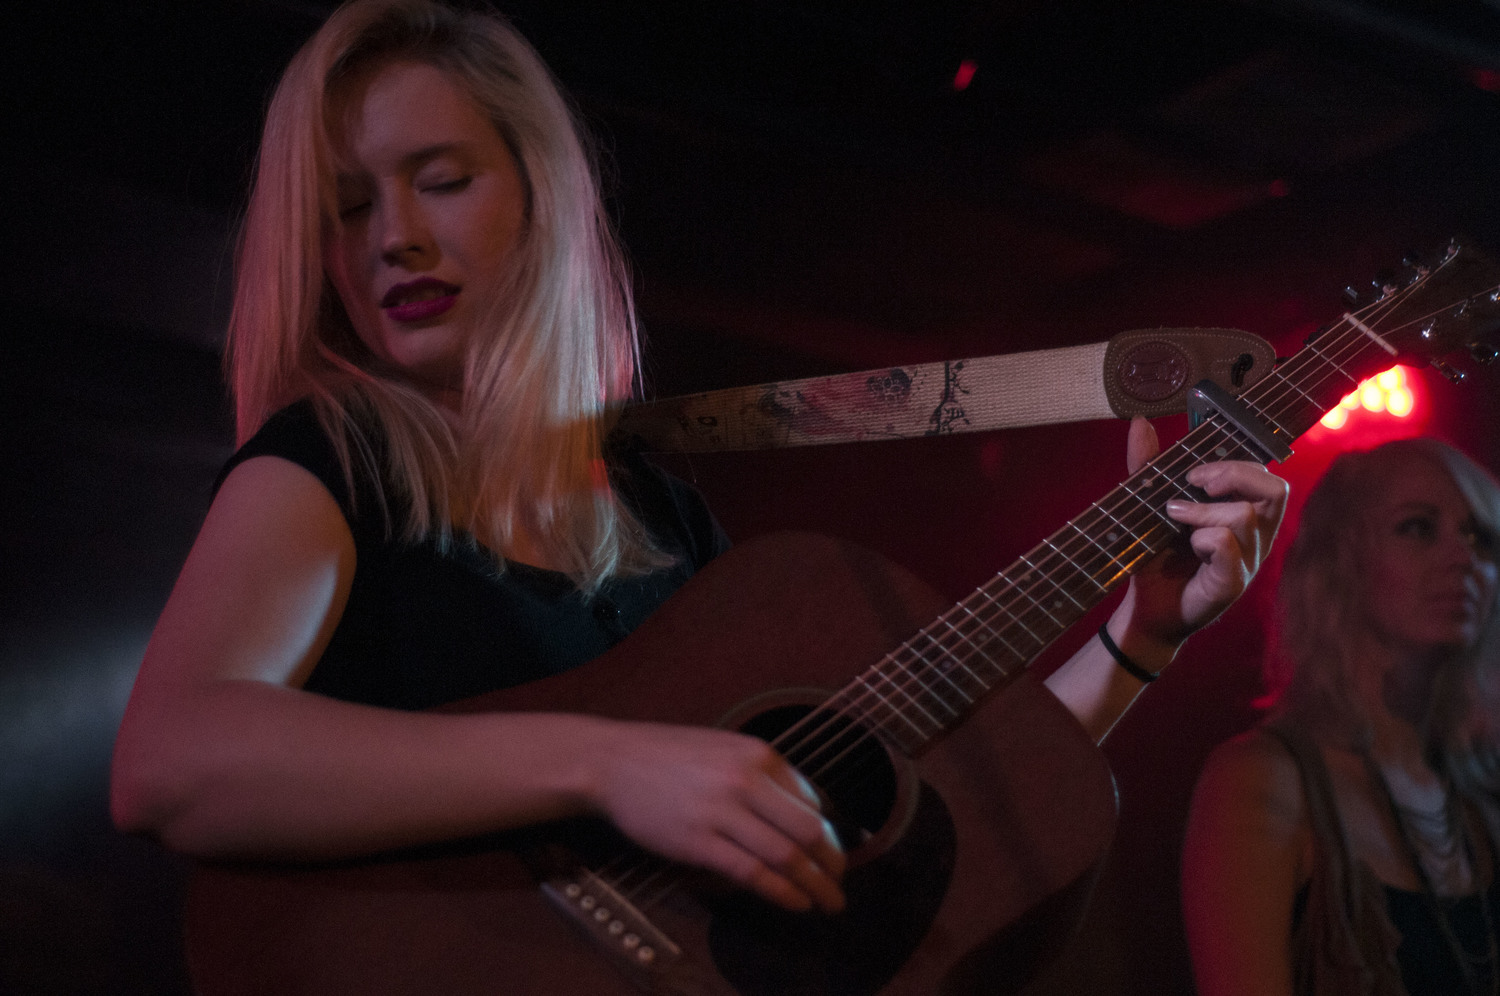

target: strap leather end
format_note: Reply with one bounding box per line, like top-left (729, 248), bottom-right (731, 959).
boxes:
top-left (1102, 328), bottom-right (1276, 419)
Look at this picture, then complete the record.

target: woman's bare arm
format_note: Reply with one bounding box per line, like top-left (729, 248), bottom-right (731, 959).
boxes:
top-left (110, 455), bottom-right (845, 912)
top-left (1181, 731), bottom-right (1311, 996)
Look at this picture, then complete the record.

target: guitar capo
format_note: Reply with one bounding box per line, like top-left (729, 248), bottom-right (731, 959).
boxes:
top-left (1186, 380), bottom-right (1294, 464)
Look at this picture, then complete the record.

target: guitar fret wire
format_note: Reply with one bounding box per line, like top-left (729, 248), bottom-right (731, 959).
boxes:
top-left (1294, 337), bottom-right (1362, 391)
top-left (828, 609), bottom-right (1013, 749)
top-left (970, 585), bottom-right (1046, 648)
top-left (1117, 476), bottom-right (1183, 532)
top-left (879, 639), bottom-right (968, 721)
top-left (859, 669), bottom-right (943, 739)
top-left (1013, 555), bottom-right (1069, 625)
top-left (1090, 500), bottom-right (1146, 549)
top-left (972, 580), bottom-right (1056, 649)
top-left (899, 644), bottom-right (982, 708)
top-left (878, 623), bottom-right (997, 721)
top-left (881, 642), bottom-right (958, 713)
top-left (859, 671), bottom-right (941, 738)
top-left (1061, 516), bottom-right (1131, 579)
top-left (938, 595), bottom-right (1027, 672)
top-left (1265, 365), bottom-right (1323, 413)
top-left (1258, 328), bottom-right (1386, 426)
top-left (953, 599), bottom-right (1027, 662)
top-left (911, 622), bottom-right (992, 684)
top-left (916, 624), bottom-right (991, 698)
top-left (1234, 324), bottom-right (1366, 429)
top-left (1043, 537), bottom-right (1108, 596)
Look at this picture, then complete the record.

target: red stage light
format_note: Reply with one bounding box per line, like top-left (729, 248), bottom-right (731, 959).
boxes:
top-left (953, 60), bottom-right (977, 92)
top-left (1317, 365), bottom-right (1416, 430)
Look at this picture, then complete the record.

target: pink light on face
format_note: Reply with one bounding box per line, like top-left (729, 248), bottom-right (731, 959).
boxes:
top-left (953, 60), bottom-right (977, 91)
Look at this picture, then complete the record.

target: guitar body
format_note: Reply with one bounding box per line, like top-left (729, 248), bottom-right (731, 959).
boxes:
top-left (188, 532), bottom-right (1118, 995)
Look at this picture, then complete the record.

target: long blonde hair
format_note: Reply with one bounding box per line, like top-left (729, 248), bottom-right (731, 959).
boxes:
top-left (1268, 438), bottom-right (1500, 791)
top-left (226, 0), bottom-right (667, 589)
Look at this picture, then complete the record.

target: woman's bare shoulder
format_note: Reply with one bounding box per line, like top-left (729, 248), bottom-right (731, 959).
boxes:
top-left (1193, 726), bottom-right (1309, 832)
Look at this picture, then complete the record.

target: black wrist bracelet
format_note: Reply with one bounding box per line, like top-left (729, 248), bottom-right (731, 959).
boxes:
top-left (1099, 623), bottom-right (1159, 683)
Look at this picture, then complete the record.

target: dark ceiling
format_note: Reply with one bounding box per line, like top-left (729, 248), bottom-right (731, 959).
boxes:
top-left (12, 0), bottom-right (1500, 390)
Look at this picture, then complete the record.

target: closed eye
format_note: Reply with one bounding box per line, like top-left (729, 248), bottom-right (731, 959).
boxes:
top-left (422, 176), bottom-right (472, 194)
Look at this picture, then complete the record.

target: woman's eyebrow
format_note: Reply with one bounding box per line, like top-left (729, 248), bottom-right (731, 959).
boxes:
top-left (1392, 501), bottom-right (1438, 512)
top-left (400, 142), bottom-right (472, 170)
top-left (333, 142), bottom-right (473, 183)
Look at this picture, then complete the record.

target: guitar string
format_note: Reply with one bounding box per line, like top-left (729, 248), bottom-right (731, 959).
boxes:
top-left (597, 262), bottom-right (1498, 912)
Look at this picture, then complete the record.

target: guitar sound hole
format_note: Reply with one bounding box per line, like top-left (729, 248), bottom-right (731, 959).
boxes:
top-left (710, 704), bottom-right (956, 996)
top-left (737, 704), bottom-right (898, 852)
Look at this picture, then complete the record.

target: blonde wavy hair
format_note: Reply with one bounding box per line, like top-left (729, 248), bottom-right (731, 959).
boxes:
top-left (226, 0), bottom-right (668, 589)
top-left (1268, 438), bottom-right (1500, 793)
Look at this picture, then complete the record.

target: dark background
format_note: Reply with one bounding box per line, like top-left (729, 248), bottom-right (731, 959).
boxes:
top-left (5, 0), bottom-right (1500, 992)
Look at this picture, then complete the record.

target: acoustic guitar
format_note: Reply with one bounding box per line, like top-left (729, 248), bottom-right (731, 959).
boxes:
top-left (188, 243), bottom-right (1500, 995)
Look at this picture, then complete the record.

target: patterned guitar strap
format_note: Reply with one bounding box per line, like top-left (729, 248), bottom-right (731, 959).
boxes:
top-left (610, 328), bottom-right (1277, 453)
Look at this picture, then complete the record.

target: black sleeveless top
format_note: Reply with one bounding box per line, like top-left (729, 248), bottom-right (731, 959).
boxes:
top-left (1274, 724), bottom-right (1500, 995)
top-left (1385, 883), bottom-right (1500, 995)
top-left (216, 401), bottom-right (730, 711)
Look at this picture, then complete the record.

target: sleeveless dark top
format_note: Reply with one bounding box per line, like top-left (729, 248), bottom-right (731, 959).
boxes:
top-left (216, 401), bottom-right (730, 711)
top-left (1271, 724), bottom-right (1500, 995)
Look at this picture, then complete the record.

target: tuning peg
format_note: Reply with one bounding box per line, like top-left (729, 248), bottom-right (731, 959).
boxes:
top-left (1430, 359), bottom-right (1467, 383)
top-left (1471, 342), bottom-right (1499, 365)
top-left (1342, 285), bottom-right (1362, 307)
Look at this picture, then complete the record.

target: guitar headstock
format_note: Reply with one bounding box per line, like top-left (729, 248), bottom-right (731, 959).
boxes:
top-left (1348, 240), bottom-right (1500, 380)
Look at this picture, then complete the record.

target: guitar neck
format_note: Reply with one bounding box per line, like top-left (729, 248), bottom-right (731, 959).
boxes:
top-left (820, 294), bottom-right (1417, 757)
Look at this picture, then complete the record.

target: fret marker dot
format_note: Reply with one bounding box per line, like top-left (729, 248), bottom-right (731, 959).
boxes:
top-left (1215, 446), bottom-right (1228, 457)
top-left (1107, 531), bottom-right (1119, 542)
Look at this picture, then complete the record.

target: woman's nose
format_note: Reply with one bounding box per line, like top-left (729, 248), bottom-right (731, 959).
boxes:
top-left (378, 195), bottom-right (431, 263)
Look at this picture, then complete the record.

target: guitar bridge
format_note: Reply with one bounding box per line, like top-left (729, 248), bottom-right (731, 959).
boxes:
top-left (542, 867), bottom-right (684, 982)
